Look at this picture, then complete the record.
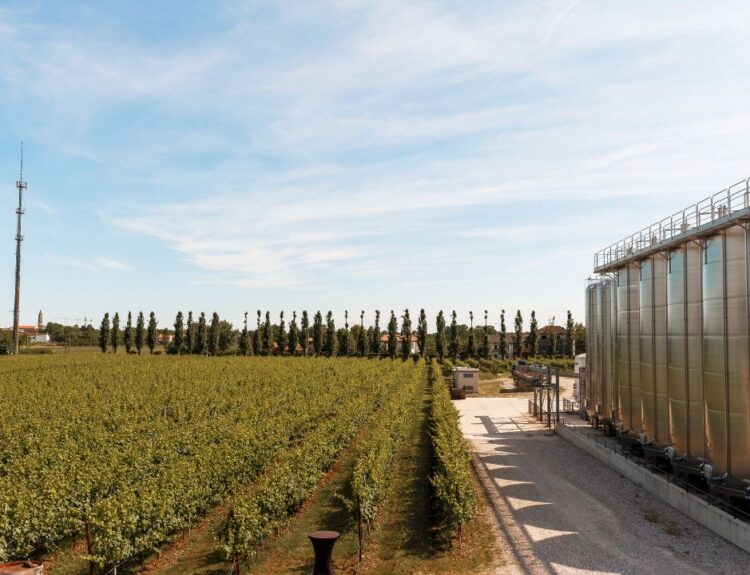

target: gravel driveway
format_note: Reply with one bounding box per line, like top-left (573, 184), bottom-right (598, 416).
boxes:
top-left (456, 396), bottom-right (749, 575)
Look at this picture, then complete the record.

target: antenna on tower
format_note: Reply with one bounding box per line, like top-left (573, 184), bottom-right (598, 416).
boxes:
top-left (12, 142), bottom-right (27, 354)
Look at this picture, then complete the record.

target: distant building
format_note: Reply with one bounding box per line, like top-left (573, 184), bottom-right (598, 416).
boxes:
top-left (537, 325), bottom-right (569, 356)
top-left (378, 333), bottom-right (419, 355)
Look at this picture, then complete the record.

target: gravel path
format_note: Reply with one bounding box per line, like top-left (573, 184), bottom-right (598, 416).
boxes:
top-left (456, 397), bottom-right (749, 575)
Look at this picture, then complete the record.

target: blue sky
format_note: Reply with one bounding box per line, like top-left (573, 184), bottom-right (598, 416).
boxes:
top-left (2, 0), bottom-right (750, 330)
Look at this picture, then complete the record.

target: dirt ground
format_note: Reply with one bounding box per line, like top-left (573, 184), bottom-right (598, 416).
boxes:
top-left (455, 397), bottom-right (749, 575)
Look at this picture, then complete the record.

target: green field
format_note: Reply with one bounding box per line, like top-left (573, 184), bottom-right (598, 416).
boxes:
top-left (0, 355), bottom-right (491, 574)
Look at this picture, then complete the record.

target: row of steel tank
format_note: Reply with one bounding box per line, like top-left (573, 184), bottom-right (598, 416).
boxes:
top-left (586, 225), bottom-right (750, 479)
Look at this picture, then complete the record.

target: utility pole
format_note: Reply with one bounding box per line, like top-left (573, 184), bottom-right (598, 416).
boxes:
top-left (12, 143), bottom-right (26, 355)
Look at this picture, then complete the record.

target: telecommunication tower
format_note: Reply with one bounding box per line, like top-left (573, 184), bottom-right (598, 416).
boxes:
top-left (12, 143), bottom-right (26, 354)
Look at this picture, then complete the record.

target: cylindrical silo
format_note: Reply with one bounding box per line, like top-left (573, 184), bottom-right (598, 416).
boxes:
top-left (685, 240), bottom-right (705, 459)
top-left (653, 253), bottom-right (669, 443)
top-left (640, 257), bottom-right (656, 441)
top-left (702, 234), bottom-right (727, 472)
top-left (616, 267), bottom-right (631, 429)
top-left (724, 226), bottom-right (750, 477)
top-left (667, 247), bottom-right (688, 453)
top-left (627, 263), bottom-right (641, 433)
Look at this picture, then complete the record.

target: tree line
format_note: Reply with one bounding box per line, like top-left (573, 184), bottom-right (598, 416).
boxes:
top-left (95, 308), bottom-right (584, 359)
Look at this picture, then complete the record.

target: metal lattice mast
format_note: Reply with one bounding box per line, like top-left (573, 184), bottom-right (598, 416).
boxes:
top-left (12, 143), bottom-right (26, 354)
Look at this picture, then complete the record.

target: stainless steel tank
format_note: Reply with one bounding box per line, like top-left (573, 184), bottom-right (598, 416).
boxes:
top-left (724, 226), bottom-right (750, 477)
top-left (653, 253), bottom-right (669, 443)
top-left (627, 263), bottom-right (641, 433)
top-left (685, 240), bottom-right (705, 459)
top-left (616, 267), bottom-right (631, 428)
top-left (702, 234), bottom-right (727, 472)
top-left (639, 257), bottom-right (656, 441)
top-left (667, 247), bottom-right (688, 453)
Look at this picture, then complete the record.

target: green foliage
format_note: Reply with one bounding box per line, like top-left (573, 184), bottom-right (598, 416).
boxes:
top-left (124, 312), bottom-right (133, 354)
top-left (0, 355), bottom-right (412, 569)
top-left (146, 312), bottom-right (157, 354)
top-left (135, 312), bottom-right (145, 355)
top-left (208, 312), bottom-right (220, 356)
top-left (262, 312), bottom-right (272, 355)
top-left (323, 311), bottom-right (336, 357)
top-left (429, 361), bottom-right (475, 544)
top-left (370, 310), bottom-right (381, 356)
top-left (173, 311), bottom-right (184, 354)
top-left (481, 310), bottom-right (489, 360)
top-left (448, 311), bottom-right (459, 362)
top-left (337, 311), bottom-right (349, 357)
top-left (98, 313), bottom-right (110, 353)
top-left (220, 359), bottom-right (420, 566)
top-left (312, 311), bottom-right (323, 355)
top-left (351, 361), bottom-right (423, 538)
top-left (387, 311), bottom-right (398, 359)
top-left (239, 312), bottom-right (250, 356)
top-left (288, 311), bottom-right (299, 356)
top-left (300, 310), bottom-right (309, 355)
top-left (528, 311), bottom-right (538, 356)
top-left (185, 311), bottom-right (195, 355)
top-left (252, 311), bottom-right (261, 356)
top-left (417, 309), bottom-right (428, 359)
top-left (466, 311), bottom-right (476, 359)
top-left (514, 310), bottom-right (523, 359)
top-left (111, 313), bottom-right (120, 354)
top-left (499, 309), bottom-right (507, 359)
top-left (357, 311), bottom-right (367, 357)
top-left (565, 311), bottom-right (575, 357)
top-left (195, 312), bottom-right (207, 355)
top-left (435, 311), bottom-right (446, 362)
top-left (276, 311), bottom-right (286, 355)
top-left (400, 309), bottom-right (412, 360)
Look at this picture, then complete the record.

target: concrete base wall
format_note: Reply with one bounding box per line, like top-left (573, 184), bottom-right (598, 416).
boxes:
top-left (557, 422), bottom-right (750, 553)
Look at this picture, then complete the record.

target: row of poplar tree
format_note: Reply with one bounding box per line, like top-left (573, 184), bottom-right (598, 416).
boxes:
top-left (97, 308), bottom-right (577, 360)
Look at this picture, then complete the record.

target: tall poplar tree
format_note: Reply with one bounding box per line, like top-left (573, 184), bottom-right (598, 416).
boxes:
top-left (173, 311), bottom-right (184, 354)
top-left (239, 312), bottom-right (250, 356)
top-left (135, 311), bottom-right (145, 355)
top-left (111, 312), bottom-right (120, 354)
top-left (262, 311), bottom-right (272, 355)
top-left (566, 310), bottom-right (574, 358)
top-left (337, 310), bottom-right (349, 357)
top-left (195, 312), bottom-right (207, 355)
top-left (252, 310), bottom-right (261, 355)
top-left (401, 309), bottom-right (412, 360)
top-left (370, 310), bottom-right (381, 356)
top-left (185, 311), bottom-right (195, 355)
top-left (466, 311), bottom-right (476, 359)
top-left (301, 310), bottom-right (310, 355)
top-left (124, 311), bottom-right (133, 354)
top-left (435, 310), bottom-right (446, 362)
top-left (448, 310), bottom-right (459, 362)
top-left (208, 312), bottom-right (220, 356)
top-left (499, 310), bottom-right (507, 359)
top-left (146, 312), bottom-right (157, 354)
top-left (387, 310), bottom-right (398, 359)
top-left (324, 311), bottom-right (336, 357)
top-left (312, 311), bottom-right (323, 355)
top-left (417, 309), bottom-right (427, 358)
top-left (99, 313), bottom-right (110, 353)
top-left (529, 311), bottom-right (538, 357)
top-left (277, 311), bottom-right (287, 355)
top-left (288, 311), bottom-right (299, 355)
top-left (482, 310), bottom-right (490, 359)
top-left (514, 310), bottom-right (523, 358)
top-left (357, 310), bottom-right (367, 357)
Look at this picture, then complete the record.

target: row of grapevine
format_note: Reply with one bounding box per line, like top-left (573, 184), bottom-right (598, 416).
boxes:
top-left (350, 359), bottom-right (424, 557)
top-left (429, 360), bottom-right (476, 546)
top-left (0, 355), bottom-right (409, 570)
top-left (220, 360), bottom-right (422, 570)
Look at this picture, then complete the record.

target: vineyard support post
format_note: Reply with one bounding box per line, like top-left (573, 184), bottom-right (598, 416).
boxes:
top-left (555, 368), bottom-right (560, 424)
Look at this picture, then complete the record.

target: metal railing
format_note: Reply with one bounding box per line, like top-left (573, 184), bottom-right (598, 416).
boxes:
top-left (594, 177), bottom-right (750, 270)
